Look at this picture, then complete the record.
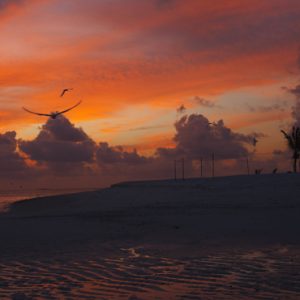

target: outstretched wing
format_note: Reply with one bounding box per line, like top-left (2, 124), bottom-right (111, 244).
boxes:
top-left (22, 107), bottom-right (51, 117)
top-left (60, 89), bottom-right (67, 97)
top-left (57, 100), bottom-right (82, 115)
top-left (60, 88), bottom-right (73, 97)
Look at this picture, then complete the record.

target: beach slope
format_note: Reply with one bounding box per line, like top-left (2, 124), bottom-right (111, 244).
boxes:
top-left (1, 174), bottom-right (300, 299)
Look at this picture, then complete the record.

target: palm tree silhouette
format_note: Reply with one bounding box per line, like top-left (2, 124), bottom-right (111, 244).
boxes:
top-left (281, 127), bottom-right (300, 173)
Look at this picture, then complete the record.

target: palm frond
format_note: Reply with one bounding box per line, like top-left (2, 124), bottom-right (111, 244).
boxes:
top-left (281, 129), bottom-right (296, 150)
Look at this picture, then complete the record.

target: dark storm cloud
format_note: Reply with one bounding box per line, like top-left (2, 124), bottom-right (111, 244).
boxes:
top-left (0, 131), bottom-right (28, 174)
top-left (192, 97), bottom-right (215, 108)
top-left (40, 115), bottom-right (90, 142)
top-left (0, 111), bottom-right (269, 186)
top-left (287, 83), bottom-right (300, 127)
top-left (176, 104), bottom-right (186, 114)
top-left (155, 146), bottom-right (178, 158)
top-left (19, 116), bottom-right (95, 163)
top-left (289, 85), bottom-right (300, 98)
top-left (0, 131), bottom-right (17, 153)
top-left (291, 100), bottom-right (300, 127)
top-left (0, 0), bottom-right (23, 9)
top-left (158, 114), bottom-right (257, 160)
top-left (18, 115), bottom-right (149, 178)
top-left (247, 102), bottom-right (287, 113)
top-left (96, 142), bottom-right (149, 165)
top-left (134, 0), bottom-right (300, 60)
top-left (155, 0), bottom-right (176, 9)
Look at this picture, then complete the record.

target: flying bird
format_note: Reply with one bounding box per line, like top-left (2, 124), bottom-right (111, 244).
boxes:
top-left (23, 101), bottom-right (82, 119)
top-left (60, 88), bottom-right (73, 97)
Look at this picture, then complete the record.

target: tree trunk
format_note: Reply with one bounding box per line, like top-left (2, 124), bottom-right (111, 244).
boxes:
top-left (293, 151), bottom-right (298, 173)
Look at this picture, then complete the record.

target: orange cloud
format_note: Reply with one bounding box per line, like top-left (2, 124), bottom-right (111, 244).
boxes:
top-left (227, 111), bottom-right (291, 130)
top-left (122, 132), bottom-right (175, 156)
top-left (0, 0), bottom-right (299, 151)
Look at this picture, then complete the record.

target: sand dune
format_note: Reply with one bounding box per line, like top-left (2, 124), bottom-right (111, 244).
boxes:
top-left (1, 174), bottom-right (300, 299)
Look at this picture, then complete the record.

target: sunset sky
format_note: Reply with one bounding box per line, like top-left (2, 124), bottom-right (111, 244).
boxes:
top-left (1, 0), bottom-right (300, 188)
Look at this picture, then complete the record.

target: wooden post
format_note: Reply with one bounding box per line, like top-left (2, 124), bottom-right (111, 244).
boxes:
top-left (174, 160), bottom-right (177, 180)
top-left (200, 158), bottom-right (203, 177)
top-left (182, 157), bottom-right (185, 180)
top-left (212, 153), bottom-right (215, 178)
top-left (246, 157), bottom-right (250, 175)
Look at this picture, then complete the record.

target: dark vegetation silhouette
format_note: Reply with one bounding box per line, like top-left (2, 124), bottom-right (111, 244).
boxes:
top-left (252, 137), bottom-right (258, 146)
top-left (281, 127), bottom-right (300, 173)
top-left (255, 169), bottom-right (262, 175)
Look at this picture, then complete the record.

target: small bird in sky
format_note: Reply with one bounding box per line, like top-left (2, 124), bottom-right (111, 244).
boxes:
top-left (60, 88), bottom-right (73, 97)
top-left (23, 101), bottom-right (82, 119)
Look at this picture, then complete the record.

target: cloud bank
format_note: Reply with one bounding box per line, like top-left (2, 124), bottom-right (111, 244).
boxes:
top-left (19, 117), bottom-right (95, 163)
top-left (0, 112), bottom-right (259, 184)
top-left (288, 54), bottom-right (300, 127)
top-left (0, 110), bottom-right (290, 187)
top-left (0, 131), bottom-right (28, 176)
top-left (96, 142), bottom-right (149, 165)
top-left (158, 114), bottom-right (256, 160)
top-left (192, 97), bottom-right (215, 108)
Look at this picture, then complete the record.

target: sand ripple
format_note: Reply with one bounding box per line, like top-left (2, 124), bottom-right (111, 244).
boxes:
top-left (0, 247), bottom-right (299, 299)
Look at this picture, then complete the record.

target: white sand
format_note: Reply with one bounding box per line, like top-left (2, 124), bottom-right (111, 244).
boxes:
top-left (0, 173), bottom-right (300, 299)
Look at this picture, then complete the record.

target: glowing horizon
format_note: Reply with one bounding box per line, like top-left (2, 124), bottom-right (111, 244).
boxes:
top-left (1, 0), bottom-right (300, 187)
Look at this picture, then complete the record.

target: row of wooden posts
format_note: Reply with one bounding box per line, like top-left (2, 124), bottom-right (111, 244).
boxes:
top-left (174, 153), bottom-right (216, 180)
top-left (174, 154), bottom-right (253, 180)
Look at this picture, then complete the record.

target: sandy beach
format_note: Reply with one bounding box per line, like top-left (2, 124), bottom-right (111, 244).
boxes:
top-left (1, 173), bottom-right (300, 299)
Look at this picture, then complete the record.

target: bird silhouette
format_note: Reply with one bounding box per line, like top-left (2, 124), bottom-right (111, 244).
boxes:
top-left (23, 101), bottom-right (81, 119)
top-left (60, 88), bottom-right (73, 97)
